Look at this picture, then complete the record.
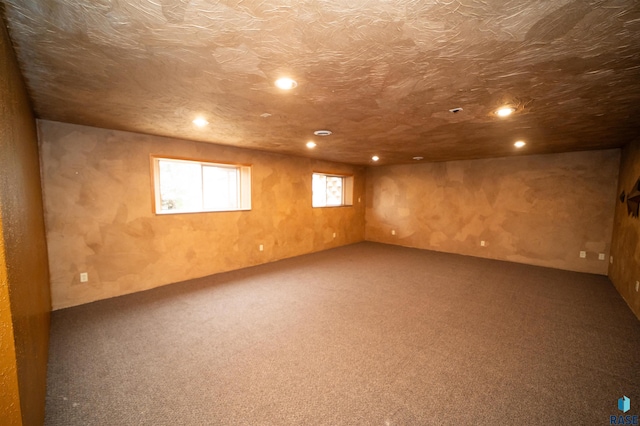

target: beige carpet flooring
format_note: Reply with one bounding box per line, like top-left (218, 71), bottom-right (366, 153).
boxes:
top-left (44, 242), bottom-right (640, 425)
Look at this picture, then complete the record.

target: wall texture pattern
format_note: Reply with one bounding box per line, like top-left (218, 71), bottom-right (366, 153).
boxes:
top-left (365, 150), bottom-right (620, 275)
top-left (609, 139), bottom-right (640, 319)
top-left (0, 231), bottom-right (20, 426)
top-left (39, 121), bottom-right (366, 309)
top-left (0, 19), bottom-right (52, 426)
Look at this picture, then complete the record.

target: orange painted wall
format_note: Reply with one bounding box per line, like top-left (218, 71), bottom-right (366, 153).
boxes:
top-left (365, 150), bottom-right (620, 275)
top-left (0, 18), bottom-right (52, 426)
top-left (40, 118), bottom-right (628, 308)
top-left (0, 226), bottom-right (21, 426)
top-left (39, 120), bottom-right (366, 309)
top-left (609, 138), bottom-right (640, 319)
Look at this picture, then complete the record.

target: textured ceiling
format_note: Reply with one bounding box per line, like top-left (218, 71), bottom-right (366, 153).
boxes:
top-left (2, 0), bottom-right (640, 165)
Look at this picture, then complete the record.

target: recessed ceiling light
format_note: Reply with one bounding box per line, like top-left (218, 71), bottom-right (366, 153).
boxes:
top-left (275, 77), bottom-right (297, 90)
top-left (313, 130), bottom-right (332, 136)
top-left (514, 140), bottom-right (526, 148)
top-left (413, 156), bottom-right (424, 161)
top-left (496, 107), bottom-right (515, 117)
top-left (306, 141), bottom-right (316, 149)
top-left (372, 155), bottom-right (380, 162)
top-left (192, 117), bottom-right (209, 127)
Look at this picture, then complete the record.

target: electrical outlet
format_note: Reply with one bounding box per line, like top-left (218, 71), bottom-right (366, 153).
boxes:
top-left (598, 253), bottom-right (605, 261)
top-left (610, 255), bottom-right (614, 264)
top-left (259, 244), bottom-right (264, 252)
top-left (480, 240), bottom-right (486, 247)
top-left (636, 281), bottom-right (639, 292)
top-left (391, 230), bottom-right (396, 236)
top-left (80, 272), bottom-right (88, 283)
top-left (579, 251), bottom-right (586, 259)
top-left (333, 232), bottom-right (336, 238)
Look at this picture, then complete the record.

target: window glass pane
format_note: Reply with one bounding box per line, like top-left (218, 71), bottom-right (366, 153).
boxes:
top-left (312, 173), bottom-right (349, 207)
top-left (203, 166), bottom-right (239, 210)
top-left (154, 157), bottom-right (251, 214)
top-left (326, 176), bottom-right (343, 206)
top-left (158, 160), bottom-right (203, 212)
top-left (312, 173), bottom-right (327, 207)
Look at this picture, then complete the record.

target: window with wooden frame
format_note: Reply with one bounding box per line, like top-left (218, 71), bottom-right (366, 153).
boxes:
top-left (151, 156), bottom-right (251, 214)
top-left (312, 172), bottom-right (354, 207)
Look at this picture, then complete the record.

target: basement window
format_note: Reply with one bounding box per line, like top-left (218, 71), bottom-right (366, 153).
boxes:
top-left (312, 172), bottom-right (353, 207)
top-left (152, 156), bottom-right (251, 214)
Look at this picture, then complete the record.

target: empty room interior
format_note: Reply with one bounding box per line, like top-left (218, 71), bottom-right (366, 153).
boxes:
top-left (2, 1), bottom-right (640, 425)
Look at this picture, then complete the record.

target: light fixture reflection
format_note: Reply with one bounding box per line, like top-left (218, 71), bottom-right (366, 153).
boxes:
top-left (306, 141), bottom-right (316, 149)
top-left (372, 155), bottom-right (380, 162)
top-left (514, 140), bottom-right (526, 148)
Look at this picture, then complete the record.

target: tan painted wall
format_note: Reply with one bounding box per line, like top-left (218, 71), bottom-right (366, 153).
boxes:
top-left (39, 120), bottom-right (366, 309)
top-left (365, 150), bottom-right (620, 275)
top-left (609, 139), bottom-right (640, 319)
top-left (0, 18), bottom-right (52, 426)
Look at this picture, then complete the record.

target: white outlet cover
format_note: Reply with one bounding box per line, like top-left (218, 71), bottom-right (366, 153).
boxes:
top-left (480, 241), bottom-right (486, 247)
top-left (636, 281), bottom-right (639, 292)
top-left (80, 272), bottom-right (88, 282)
top-left (579, 251), bottom-right (586, 258)
top-left (259, 244), bottom-right (264, 251)
top-left (610, 255), bottom-right (614, 264)
top-left (598, 253), bottom-right (605, 261)
top-left (391, 230), bottom-right (396, 235)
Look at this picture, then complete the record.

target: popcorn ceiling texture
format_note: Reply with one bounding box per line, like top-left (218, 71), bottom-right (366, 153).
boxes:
top-left (39, 120), bottom-right (366, 310)
top-left (610, 138), bottom-right (640, 319)
top-left (365, 150), bottom-right (620, 275)
top-left (0, 19), bottom-right (51, 426)
top-left (3, 0), bottom-right (640, 165)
